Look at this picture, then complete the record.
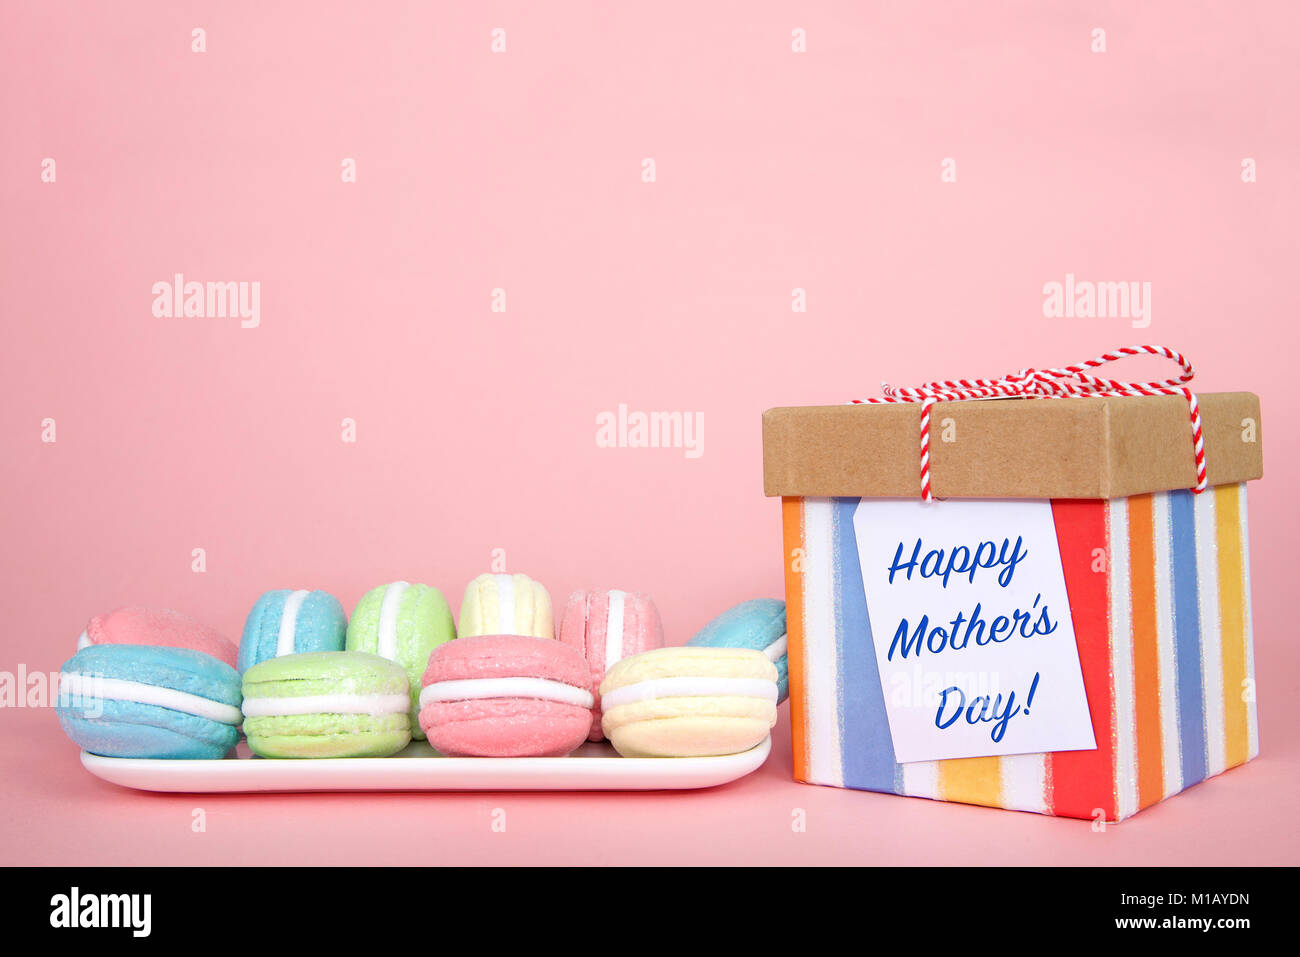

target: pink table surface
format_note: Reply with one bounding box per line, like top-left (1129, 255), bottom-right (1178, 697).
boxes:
top-left (3, 2), bottom-right (1298, 865)
top-left (4, 702), bottom-right (1296, 866)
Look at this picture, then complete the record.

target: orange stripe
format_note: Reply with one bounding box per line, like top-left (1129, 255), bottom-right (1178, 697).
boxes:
top-left (782, 497), bottom-right (809, 783)
top-left (1127, 494), bottom-right (1165, 810)
top-left (1215, 485), bottom-right (1250, 769)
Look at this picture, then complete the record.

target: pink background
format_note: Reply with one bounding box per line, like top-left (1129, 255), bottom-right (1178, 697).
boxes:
top-left (3, 2), bottom-right (1297, 865)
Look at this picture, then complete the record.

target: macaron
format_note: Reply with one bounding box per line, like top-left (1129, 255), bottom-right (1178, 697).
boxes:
top-left (599, 647), bottom-right (778, 758)
top-left (237, 589), bottom-right (347, 673)
top-left (241, 651), bottom-right (411, 758)
top-left (686, 599), bottom-right (789, 703)
top-left (78, 606), bottom-right (239, 670)
top-left (458, 573), bottom-right (553, 639)
top-left (418, 634), bottom-right (593, 757)
top-left (56, 644), bottom-right (242, 759)
top-left (559, 589), bottom-right (664, 741)
top-left (346, 581), bottom-right (457, 739)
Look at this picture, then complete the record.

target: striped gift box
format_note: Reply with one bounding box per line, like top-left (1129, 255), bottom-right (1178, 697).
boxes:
top-left (781, 485), bottom-right (1258, 821)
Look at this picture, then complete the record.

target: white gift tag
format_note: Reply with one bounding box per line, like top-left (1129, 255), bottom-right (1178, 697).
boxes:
top-left (853, 498), bottom-right (1097, 763)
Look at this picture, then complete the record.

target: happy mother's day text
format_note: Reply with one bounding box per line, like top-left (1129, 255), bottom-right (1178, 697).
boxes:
top-left (885, 536), bottom-right (1058, 743)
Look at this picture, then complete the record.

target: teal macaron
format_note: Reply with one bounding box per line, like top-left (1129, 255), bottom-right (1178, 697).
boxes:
top-left (56, 644), bottom-right (242, 759)
top-left (241, 651), bottom-right (411, 758)
top-left (686, 599), bottom-right (789, 703)
top-left (237, 589), bottom-right (347, 673)
top-left (345, 582), bottom-right (456, 740)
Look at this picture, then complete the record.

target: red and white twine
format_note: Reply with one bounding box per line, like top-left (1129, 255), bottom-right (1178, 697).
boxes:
top-left (850, 345), bottom-right (1207, 502)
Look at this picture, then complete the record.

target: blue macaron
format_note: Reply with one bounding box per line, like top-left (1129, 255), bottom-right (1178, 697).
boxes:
top-left (237, 589), bottom-right (347, 673)
top-left (687, 598), bottom-right (789, 703)
top-left (56, 644), bottom-right (243, 759)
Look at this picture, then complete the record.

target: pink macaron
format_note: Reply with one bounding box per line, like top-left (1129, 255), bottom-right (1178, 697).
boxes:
top-left (418, 635), bottom-right (594, 757)
top-left (560, 589), bottom-right (664, 741)
top-left (79, 607), bottom-right (239, 670)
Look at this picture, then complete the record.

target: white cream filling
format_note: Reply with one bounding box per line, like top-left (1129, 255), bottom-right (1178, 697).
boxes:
top-left (419, 677), bottom-right (594, 710)
top-left (241, 693), bottom-right (409, 717)
top-left (604, 590), bottom-right (626, 672)
top-left (58, 673), bottom-right (242, 725)
top-left (763, 633), bottom-right (788, 662)
top-left (377, 581), bottom-right (409, 660)
top-left (601, 676), bottom-right (777, 711)
top-left (77, 630), bottom-right (91, 650)
top-left (493, 574), bottom-right (515, 633)
top-left (276, 589), bottom-right (310, 657)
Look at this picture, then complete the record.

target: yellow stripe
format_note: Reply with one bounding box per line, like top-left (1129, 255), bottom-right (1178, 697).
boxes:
top-left (938, 756), bottom-right (1004, 809)
top-left (1215, 484), bottom-right (1250, 769)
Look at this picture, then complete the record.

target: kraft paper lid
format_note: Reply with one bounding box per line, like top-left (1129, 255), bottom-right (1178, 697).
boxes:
top-left (762, 392), bottom-right (1263, 500)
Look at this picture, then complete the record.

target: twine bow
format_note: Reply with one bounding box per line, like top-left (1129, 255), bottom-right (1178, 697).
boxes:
top-left (850, 345), bottom-right (1206, 501)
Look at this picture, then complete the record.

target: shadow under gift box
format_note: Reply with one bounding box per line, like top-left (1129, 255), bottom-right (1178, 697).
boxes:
top-left (762, 392), bottom-right (1263, 822)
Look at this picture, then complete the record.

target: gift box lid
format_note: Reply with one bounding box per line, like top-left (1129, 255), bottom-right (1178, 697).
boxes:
top-left (762, 392), bottom-right (1262, 500)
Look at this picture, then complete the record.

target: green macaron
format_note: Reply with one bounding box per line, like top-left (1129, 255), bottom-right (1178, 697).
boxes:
top-left (241, 651), bottom-right (412, 758)
top-left (345, 582), bottom-right (456, 740)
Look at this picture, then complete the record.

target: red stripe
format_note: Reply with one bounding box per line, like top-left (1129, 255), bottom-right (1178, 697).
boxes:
top-left (1047, 500), bottom-right (1118, 821)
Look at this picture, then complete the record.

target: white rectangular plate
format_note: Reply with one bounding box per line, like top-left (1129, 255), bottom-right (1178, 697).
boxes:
top-left (79, 737), bottom-right (771, 793)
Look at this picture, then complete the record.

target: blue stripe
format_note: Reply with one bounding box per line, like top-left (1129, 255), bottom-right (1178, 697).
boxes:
top-left (833, 498), bottom-right (903, 794)
top-left (1169, 490), bottom-right (1208, 788)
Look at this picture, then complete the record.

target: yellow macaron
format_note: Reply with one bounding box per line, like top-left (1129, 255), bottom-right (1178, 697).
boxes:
top-left (458, 573), bottom-right (554, 639)
top-left (599, 646), bottom-right (778, 757)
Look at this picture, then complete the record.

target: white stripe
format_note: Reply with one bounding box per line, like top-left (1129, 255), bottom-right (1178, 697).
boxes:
top-left (77, 630), bottom-right (91, 650)
top-left (1109, 497), bottom-right (1138, 822)
top-left (494, 574), bottom-right (515, 634)
top-left (803, 499), bottom-right (842, 787)
top-left (1239, 484), bottom-right (1259, 759)
top-left (241, 692), bottom-right (408, 717)
top-left (605, 589), bottom-right (626, 672)
top-left (1194, 489), bottom-right (1226, 777)
top-left (377, 581), bottom-right (409, 661)
top-left (901, 760), bottom-right (941, 800)
top-left (1000, 754), bottom-right (1048, 815)
top-left (1151, 493), bottom-right (1183, 798)
top-left (601, 676), bottom-right (777, 711)
top-left (419, 676), bottom-right (593, 709)
top-left (59, 673), bottom-right (242, 725)
top-left (763, 633), bottom-right (788, 662)
top-left (277, 590), bottom-right (310, 657)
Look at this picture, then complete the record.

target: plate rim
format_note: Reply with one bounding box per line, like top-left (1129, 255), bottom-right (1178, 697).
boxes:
top-left (78, 736), bottom-right (773, 793)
